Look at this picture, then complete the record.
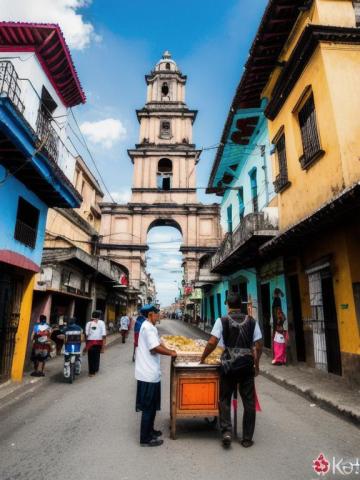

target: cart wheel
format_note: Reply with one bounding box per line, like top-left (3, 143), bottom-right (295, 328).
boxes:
top-left (204, 417), bottom-right (218, 428)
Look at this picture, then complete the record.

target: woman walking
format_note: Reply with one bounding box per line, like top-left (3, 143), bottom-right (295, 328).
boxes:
top-left (84, 311), bottom-right (106, 376)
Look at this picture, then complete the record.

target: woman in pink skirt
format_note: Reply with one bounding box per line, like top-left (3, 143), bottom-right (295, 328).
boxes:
top-left (272, 313), bottom-right (288, 365)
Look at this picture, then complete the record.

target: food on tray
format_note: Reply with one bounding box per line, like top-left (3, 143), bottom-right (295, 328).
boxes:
top-left (161, 335), bottom-right (223, 365)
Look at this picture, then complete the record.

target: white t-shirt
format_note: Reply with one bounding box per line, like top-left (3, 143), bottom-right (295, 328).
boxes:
top-left (85, 320), bottom-right (106, 340)
top-left (211, 317), bottom-right (262, 347)
top-left (135, 320), bottom-right (161, 383)
top-left (120, 316), bottom-right (130, 330)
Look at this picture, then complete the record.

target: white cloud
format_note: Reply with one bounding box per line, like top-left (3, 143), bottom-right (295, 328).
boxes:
top-left (1, 0), bottom-right (99, 50)
top-left (107, 189), bottom-right (131, 203)
top-left (80, 118), bottom-right (127, 149)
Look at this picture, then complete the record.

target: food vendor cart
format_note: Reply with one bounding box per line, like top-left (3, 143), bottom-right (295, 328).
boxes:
top-left (162, 335), bottom-right (222, 439)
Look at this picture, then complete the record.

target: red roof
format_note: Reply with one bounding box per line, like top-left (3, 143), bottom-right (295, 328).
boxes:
top-left (0, 22), bottom-right (86, 107)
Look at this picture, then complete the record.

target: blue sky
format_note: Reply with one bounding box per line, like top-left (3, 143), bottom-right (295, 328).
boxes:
top-left (3, 0), bottom-right (268, 306)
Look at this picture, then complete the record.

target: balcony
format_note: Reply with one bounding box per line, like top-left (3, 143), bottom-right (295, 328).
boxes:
top-left (273, 173), bottom-right (291, 193)
top-left (0, 60), bottom-right (81, 208)
top-left (211, 210), bottom-right (278, 274)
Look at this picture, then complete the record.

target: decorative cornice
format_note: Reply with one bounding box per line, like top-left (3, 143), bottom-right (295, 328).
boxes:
top-left (131, 188), bottom-right (197, 193)
top-left (53, 207), bottom-right (98, 237)
top-left (265, 25), bottom-right (360, 120)
top-left (180, 246), bottom-right (219, 254)
top-left (99, 243), bottom-right (149, 252)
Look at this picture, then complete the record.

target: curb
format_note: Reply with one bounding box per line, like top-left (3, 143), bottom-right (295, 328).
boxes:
top-left (260, 367), bottom-right (360, 427)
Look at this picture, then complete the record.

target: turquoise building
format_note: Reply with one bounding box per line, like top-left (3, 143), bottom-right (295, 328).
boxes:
top-left (200, 97), bottom-right (287, 348)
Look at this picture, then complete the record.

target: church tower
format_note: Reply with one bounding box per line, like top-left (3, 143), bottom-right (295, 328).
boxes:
top-left (100, 53), bottom-right (220, 309)
top-left (129, 51), bottom-right (199, 204)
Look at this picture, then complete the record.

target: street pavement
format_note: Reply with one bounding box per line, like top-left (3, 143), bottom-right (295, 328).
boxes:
top-left (0, 319), bottom-right (359, 480)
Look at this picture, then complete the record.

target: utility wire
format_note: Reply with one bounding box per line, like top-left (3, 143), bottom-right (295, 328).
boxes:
top-left (69, 108), bottom-right (116, 203)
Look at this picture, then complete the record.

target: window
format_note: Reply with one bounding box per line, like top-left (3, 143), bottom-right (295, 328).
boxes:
top-left (273, 132), bottom-right (291, 193)
top-left (227, 205), bottom-right (233, 234)
top-left (238, 187), bottom-right (245, 220)
top-left (249, 169), bottom-right (258, 213)
top-left (157, 158), bottom-right (172, 190)
top-left (161, 82), bottom-right (169, 97)
top-left (165, 62), bottom-right (171, 70)
top-left (298, 93), bottom-right (323, 169)
top-left (14, 197), bottom-right (39, 249)
top-left (160, 119), bottom-right (171, 138)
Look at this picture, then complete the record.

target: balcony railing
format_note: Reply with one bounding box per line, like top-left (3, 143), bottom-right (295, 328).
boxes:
top-left (14, 219), bottom-right (37, 249)
top-left (274, 173), bottom-right (291, 193)
top-left (36, 108), bottom-right (59, 163)
top-left (211, 212), bottom-right (278, 271)
top-left (0, 61), bottom-right (25, 113)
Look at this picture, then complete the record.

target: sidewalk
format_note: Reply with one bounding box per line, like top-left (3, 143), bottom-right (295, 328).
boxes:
top-left (188, 321), bottom-right (360, 426)
top-left (0, 333), bottom-right (122, 411)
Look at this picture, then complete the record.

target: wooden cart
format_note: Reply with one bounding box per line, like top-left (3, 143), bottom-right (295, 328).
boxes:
top-left (170, 359), bottom-right (220, 439)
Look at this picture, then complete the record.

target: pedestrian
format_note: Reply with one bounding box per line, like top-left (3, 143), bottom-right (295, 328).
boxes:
top-left (119, 313), bottom-right (130, 343)
top-left (135, 305), bottom-right (177, 447)
top-left (272, 312), bottom-right (288, 365)
top-left (200, 293), bottom-right (263, 448)
top-left (30, 315), bottom-right (52, 377)
top-left (133, 310), bottom-right (146, 362)
top-left (84, 311), bottom-right (106, 377)
top-left (272, 288), bottom-right (284, 333)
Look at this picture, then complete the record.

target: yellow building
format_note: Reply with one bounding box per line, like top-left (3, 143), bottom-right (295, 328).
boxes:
top-left (253, 0), bottom-right (360, 383)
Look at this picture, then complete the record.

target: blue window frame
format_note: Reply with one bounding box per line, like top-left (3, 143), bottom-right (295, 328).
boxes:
top-left (249, 168), bottom-right (258, 213)
top-left (227, 204), bottom-right (233, 233)
top-left (238, 187), bottom-right (245, 220)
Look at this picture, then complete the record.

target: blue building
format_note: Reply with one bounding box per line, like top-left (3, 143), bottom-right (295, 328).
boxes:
top-left (199, 93), bottom-right (287, 348)
top-left (0, 23), bottom-right (85, 382)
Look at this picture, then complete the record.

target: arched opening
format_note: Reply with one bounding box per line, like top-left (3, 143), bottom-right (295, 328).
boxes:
top-left (165, 62), bottom-right (171, 70)
top-left (146, 224), bottom-right (183, 310)
top-left (157, 158), bottom-right (172, 190)
top-left (161, 82), bottom-right (169, 96)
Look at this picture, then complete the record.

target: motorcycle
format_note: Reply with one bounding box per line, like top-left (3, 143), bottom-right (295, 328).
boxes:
top-left (62, 331), bottom-right (82, 384)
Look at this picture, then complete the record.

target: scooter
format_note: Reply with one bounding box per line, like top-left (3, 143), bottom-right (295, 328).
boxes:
top-left (64, 349), bottom-right (81, 384)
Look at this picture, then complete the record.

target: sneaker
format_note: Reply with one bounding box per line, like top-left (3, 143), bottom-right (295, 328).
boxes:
top-left (140, 439), bottom-right (164, 447)
top-left (30, 371), bottom-right (40, 377)
top-left (241, 439), bottom-right (254, 448)
top-left (152, 430), bottom-right (163, 438)
top-left (222, 432), bottom-right (232, 447)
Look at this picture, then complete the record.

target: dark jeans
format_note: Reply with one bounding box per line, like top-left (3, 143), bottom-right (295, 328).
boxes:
top-left (88, 345), bottom-right (101, 374)
top-left (219, 364), bottom-right (256, 441)
top-left (140, 408), bottom-right (157, 443)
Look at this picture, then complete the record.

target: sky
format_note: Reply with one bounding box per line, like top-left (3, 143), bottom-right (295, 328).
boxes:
top-left (2, 0), bottom-right (268, 306)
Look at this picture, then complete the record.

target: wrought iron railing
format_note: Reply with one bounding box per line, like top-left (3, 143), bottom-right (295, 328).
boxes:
top-left (211, 212), bottom-right (277, 270)
top-left (0, 61), bottom-right (25, 113)
top-left (274, 173), bottom-right (290, 193)
top-left (36, 108), bottom-right (59, 163)
top-left (14, 219), bottom-right (37, 249)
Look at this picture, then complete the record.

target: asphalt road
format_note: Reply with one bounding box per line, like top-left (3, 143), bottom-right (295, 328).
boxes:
top-left (0, 319), bottom-right (358, 480)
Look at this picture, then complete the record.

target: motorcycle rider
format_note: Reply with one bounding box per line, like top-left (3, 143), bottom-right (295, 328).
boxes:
top-left (59, 317), bottom-right (83, 378)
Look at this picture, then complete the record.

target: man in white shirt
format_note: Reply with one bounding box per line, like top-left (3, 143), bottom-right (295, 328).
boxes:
top-left (201, 293), bottom-right (263, 449)
top-left (135, 306), bottom-right (177, 447)
top-left (84, 311), bottom-right (107, 377)
top-left (119, 314), bottom-right (130, 344)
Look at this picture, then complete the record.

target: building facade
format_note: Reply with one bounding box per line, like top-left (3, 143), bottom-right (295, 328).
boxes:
top-left (32, 156), bottom-right (129, 334)
top-left (0, 23), bottom-right (85, 382)
top-left (100, 52), bottom-right (221, 312)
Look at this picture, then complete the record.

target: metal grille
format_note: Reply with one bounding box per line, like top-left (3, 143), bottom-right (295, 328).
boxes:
top-left (14, 219), bottom-right (37, 249)
top-left (277, 134), bottom-right (288, 178)
top-left (298, 94), bottom-right (321, 165)
top-left (308, 271), bottom-right (328, 371)
top-left (36, 107), bottom-right (59, 163)
top-left (0, 61), bottom-right (25, 113)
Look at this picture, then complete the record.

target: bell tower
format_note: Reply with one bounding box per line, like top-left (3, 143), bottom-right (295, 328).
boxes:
top-left (129, 51), bottom-right (199, 204)
top-left (100, 52), bottom-right (221, 309)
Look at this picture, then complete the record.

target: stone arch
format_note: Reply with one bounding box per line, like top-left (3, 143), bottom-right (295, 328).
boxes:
top-left (147, 217), bottom-right (183, 236)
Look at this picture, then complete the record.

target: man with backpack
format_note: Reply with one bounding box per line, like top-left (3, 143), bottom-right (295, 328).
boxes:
top-left (200, 293), bottom-right (263, 449)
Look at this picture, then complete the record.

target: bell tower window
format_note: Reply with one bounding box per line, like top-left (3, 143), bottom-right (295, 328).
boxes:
top-left (160, 119), bottom-right (171, 139)
top-left (161, 82), bottom-right (169, 97)
top-left (157, 158), bottom-right (172, 190)
top-left (165, 62), bottom-right (171, 70)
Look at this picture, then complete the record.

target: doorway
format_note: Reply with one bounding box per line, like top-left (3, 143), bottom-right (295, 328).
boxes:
top-left (288, 275), bottom-right (306, 362)
top-left (261, 283), bottom-right (271, 349)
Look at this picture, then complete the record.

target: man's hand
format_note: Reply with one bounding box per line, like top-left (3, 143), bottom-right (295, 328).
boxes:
top-left (170, 349), bottom-right (177, 358)
top-left (101, 345), bottom-right (105, 354)
top-left (82, 347), bottom-right (87, 355)
top-left (254, 365), bottom-right (260, 377)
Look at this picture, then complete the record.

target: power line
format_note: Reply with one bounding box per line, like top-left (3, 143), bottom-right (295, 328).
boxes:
top-left (69, 108), bottom-right (116, 203)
